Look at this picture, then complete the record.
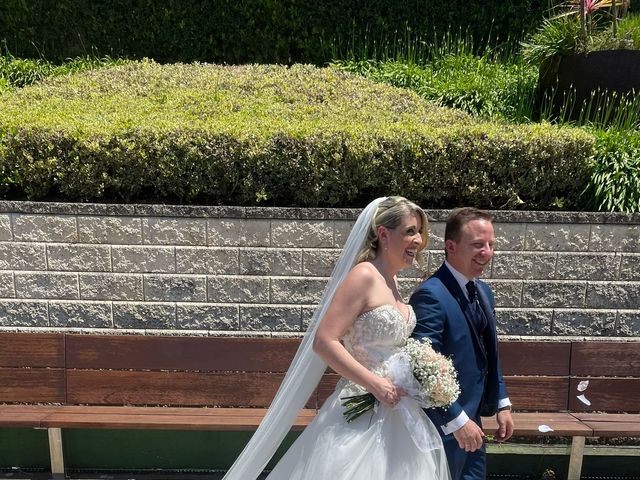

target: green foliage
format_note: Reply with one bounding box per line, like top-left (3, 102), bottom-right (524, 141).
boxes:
top-left (521, 7), bottom-right (640, 68)
top-left (334, 57), bottom-right (539, 123)
top-left (0, 51), bottom-right (128, 89)
top-left (332, 30), bottom-right (540, 123)
top-left (539, 87), bottom-right (640, 131)
top-left (617, 13), bottom-right (640, 48)
top-left (521, 15), bottom-right (582, 67)
top-left (583, 129), bottom-right (640, 213)
top-left (0, 0), bottom-right (549, 64)
top-left (0, 62), bottom-right (593, 209)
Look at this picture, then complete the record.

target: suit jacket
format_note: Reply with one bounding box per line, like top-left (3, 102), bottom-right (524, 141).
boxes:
top-left (409, 264), bottom-right (508, 432)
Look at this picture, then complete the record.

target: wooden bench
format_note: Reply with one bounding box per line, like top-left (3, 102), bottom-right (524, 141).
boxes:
top-left (1, 332), bottom-right (639, 479)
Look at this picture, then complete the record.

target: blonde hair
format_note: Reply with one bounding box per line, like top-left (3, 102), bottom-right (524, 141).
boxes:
top-left (355, 196), bottom-right (429, 267)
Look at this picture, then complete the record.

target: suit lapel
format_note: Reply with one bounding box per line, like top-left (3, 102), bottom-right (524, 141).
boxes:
top-left (434, 265), bottom-right (487, 357)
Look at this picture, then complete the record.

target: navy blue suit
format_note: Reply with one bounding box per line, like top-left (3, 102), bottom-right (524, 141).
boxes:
top-left (409, 264), bottom-right (508, 480)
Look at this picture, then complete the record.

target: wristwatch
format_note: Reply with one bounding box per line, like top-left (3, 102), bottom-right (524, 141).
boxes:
top-left (498, 405), bottom-right (512, 412)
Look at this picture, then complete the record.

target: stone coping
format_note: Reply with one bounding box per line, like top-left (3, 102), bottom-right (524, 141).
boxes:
top-left (0, 201), bottom-right (638, 224)
top-left (0, 326), bottom-right (638, 342)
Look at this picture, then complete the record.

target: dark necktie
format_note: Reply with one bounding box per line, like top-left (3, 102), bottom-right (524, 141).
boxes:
top-left (466, 281), bottom-right (486, 333)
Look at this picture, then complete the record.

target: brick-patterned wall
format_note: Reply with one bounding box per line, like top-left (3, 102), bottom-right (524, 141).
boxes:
top-left (0, 202), bottom-right (638, 337)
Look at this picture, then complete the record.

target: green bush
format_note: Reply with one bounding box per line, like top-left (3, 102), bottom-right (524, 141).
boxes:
top-left (0, 62), bottom-right (594, 209)
top-left (583, 129), bottom-right (640, 213)
top-left (0, 52), bottom-right (128, 89)
top-left (0, 0), bottom-right (548, 64)
top-left (333, 56), bottom-right (539, 123)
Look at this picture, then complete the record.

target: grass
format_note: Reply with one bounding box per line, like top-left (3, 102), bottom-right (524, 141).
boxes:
top-left (0, 49), bottom-right (128, 92)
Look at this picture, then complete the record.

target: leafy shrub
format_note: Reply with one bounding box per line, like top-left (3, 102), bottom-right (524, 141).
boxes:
top-left (0, 61), bottom-right (593, 209)
top-left (583, 129), bottom-right (640, 213)
top-left (0, 52), bottom-right (128, 89)
top-left (333, 56), bottom-right (539, 122)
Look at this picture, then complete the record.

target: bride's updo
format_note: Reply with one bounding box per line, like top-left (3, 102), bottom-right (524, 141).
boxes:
top-left (355, 196), bottom-right (429, 267)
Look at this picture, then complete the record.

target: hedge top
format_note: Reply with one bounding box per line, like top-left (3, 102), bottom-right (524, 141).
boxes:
top-left (0, 61), bottom-right (594, 209)
top-left (0, 61), bottom-right (477, 138)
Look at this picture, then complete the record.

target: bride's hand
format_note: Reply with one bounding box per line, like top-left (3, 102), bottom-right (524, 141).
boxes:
top-left (369, 377), bottom-right (403, 407)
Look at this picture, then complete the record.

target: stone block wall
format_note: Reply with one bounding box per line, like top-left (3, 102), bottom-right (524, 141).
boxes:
top-left (0, 202), bottom-right (638, 338)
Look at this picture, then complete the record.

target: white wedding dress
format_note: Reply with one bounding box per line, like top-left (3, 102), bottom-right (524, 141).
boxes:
top-left (266, 304), bottom-right (451, 480)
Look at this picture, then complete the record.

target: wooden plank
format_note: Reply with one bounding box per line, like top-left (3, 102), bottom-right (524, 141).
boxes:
top-left (481, 412), bottom-right (593, 436)
top-left (0, 367), bottom-right (65, 403)
top-left (0, 333), bottom-right (64, 368)
top-left (0, 411), bottom-right (52, 427)
top-left (569, 377), bottom-right (640, 413)
top-left (578, 421), bottom-right (640, 437)
top-left (572, 413), bottom-right (640, 423)
top-left (48, 428), bottom-right (65, 477)
top-left (66, 335), bottom-right (299, 372)
top-left (499, 341), bottom-right (571, 376)
top-left (571, 341), bottom-right (640, 377)
top-left (67, 370), bottom-right (285, 407)
top-left (567, 436), bottom-right (585, 480)
top-left (40, 408), bottom-right (316, 431)
top-left (504, 376), bottom-right (570, 411)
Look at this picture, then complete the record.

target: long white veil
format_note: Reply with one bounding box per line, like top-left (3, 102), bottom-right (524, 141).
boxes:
top-left (223, 197), bottom-right (386, 480)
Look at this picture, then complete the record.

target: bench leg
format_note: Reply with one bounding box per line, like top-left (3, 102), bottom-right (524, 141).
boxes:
top-left (567, 435), bottom-right (585, 480)
top-left (47, 428), bottom-right (65, 479)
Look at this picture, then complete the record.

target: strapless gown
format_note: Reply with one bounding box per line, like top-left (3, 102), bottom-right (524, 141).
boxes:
top-left (266, 304), bottom-right (451, 479)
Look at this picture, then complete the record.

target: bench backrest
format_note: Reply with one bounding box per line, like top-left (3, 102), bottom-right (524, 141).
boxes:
top-left (1, 333), bottom-right (638, 413)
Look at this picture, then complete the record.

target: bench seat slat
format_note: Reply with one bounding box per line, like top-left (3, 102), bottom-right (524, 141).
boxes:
top-left (572, 413), bottom-right (640, 423)
top-left (38, 408), bottom-right (316, 431)
top-left (0, 411), bottom-right (52, 427)
top-left (481, 413), bottom-right (593, 436)
top-left (577, 421), bottom-right (640, 437)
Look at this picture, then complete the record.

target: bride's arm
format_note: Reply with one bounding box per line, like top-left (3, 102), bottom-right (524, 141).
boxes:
top-left (312, 264), bottom-right (400, 407)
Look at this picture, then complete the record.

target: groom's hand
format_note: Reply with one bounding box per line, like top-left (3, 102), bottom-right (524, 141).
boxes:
top-left (452, 420), bottom-right (485, 452)
top-left (495, 409), bottom-right (514, 442)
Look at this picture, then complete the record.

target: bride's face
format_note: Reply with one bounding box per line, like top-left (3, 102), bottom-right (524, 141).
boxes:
top-left (380, 211), bottom-right (423, 269)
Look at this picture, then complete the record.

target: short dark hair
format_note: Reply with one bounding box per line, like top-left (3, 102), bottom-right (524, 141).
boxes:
top-left (444, 207), bottom-right (493, 243)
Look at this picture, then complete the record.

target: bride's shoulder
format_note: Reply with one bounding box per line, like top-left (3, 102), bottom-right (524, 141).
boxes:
top-left (350, 261), bottom-right (379, 280)
top-left (340, 262), bottom-right (378, 290)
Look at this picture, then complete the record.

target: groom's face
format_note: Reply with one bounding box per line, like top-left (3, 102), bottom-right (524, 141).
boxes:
top-left (446, 219), bottom-right (495, 279)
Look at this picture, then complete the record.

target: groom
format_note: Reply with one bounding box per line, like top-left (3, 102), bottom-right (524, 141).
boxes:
top-left (409, 207), bottom-right (514, 480)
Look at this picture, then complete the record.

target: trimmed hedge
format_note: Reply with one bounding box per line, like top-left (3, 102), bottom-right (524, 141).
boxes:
top-left (0, 62), bottom-right (594, 209)
top-left (0, 0), bottom-right (548, 64)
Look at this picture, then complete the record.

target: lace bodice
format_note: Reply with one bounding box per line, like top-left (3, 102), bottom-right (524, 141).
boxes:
top-left (340, 304), bottom-right (416, 388)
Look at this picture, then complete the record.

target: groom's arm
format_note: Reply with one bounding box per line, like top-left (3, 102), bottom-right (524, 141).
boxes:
top-left (409, 286), bottom-right (445, 351)
top-left (483, 284), bottom-right (511, 408)
top-left (483, 284), bottom-right (514, 442)
top-left (409, 285), bottom-right (465, 430)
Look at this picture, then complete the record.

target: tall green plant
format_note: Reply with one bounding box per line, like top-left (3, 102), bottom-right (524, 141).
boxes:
top-left (520, 15), bottom-right (581, 67)
top-left (583, 129), bottom-right (640, 213)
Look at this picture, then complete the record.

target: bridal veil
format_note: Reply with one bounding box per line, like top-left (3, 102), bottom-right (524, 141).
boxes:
top-left (222, 197), bottom-right (387, 480)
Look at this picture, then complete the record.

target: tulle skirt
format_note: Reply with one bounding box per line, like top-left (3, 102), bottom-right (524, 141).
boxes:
top-left (266, 388), bottom-right (451, 480)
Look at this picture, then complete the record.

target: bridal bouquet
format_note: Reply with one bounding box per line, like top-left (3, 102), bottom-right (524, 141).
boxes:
top-left (341, 338), bottom-right (460, 422)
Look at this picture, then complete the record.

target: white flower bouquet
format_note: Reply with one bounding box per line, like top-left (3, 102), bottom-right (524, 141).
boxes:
top-left (341, 338), bottom-right (460, 423)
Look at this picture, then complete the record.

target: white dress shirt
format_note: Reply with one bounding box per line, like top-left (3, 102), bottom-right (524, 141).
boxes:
top-left (439, 261), bottom-right (511, 435)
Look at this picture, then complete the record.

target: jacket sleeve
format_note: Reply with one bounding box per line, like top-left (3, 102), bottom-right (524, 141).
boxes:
top-left (409, 285), bottom-right (464, 426)
top-left (409, 286), bottom-right (445, 351)
top-left (483, 283), bottom-right (510, 403)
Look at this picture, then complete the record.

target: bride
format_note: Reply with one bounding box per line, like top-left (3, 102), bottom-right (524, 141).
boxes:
top-left (223, 197), bottom-right (451, 480)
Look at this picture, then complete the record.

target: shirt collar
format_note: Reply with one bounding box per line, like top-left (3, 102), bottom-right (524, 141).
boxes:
top-left (444, 260), bottom-right (474, 300)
